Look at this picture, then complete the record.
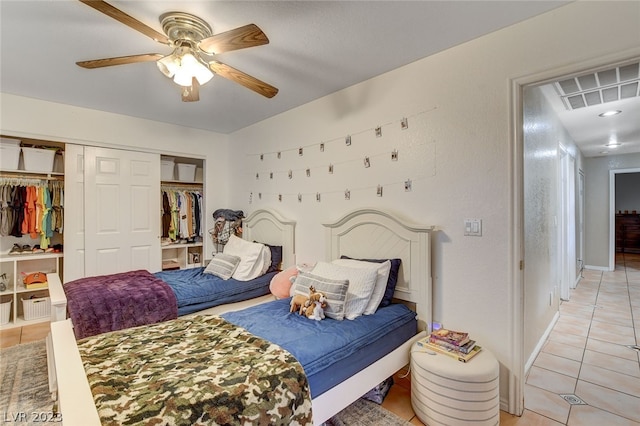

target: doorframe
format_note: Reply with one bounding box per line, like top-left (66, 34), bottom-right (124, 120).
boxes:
top-left (577, 170), bottom-right (585, 277)
top-left (609, 167), bottom-right (640, 270)
top-left (509, 48), bottom-right (640, 416)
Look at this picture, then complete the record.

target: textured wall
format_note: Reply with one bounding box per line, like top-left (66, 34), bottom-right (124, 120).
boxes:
top-left (228, 1), bottom-right (640, 409)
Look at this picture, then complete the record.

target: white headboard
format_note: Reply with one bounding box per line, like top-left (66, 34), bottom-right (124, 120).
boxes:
top-left (323, 209), bottom-right (434, 331)
top-left (243, 209), bottom-right (296, 269)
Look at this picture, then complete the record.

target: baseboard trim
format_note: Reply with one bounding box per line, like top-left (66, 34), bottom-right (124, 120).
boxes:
top-left (525, 311), bottom-right (560, 374)
top-left (584, 265), bottom-right (610, 272)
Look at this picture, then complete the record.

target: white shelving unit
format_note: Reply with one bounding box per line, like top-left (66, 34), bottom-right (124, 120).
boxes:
top-left (161, 242), bottom-right (203, 270)
top-left (0, 252), bottom-right (63, 328)
top-left (1, 136), bottom-right (65, 329)
top-left (161, 154), bottom-right (204, 271)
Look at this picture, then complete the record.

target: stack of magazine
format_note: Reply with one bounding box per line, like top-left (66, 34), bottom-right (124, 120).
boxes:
top-left (417, 327), bottom-right (482, 362)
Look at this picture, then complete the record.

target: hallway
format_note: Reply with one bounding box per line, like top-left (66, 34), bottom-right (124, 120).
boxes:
top-left (521, 252), bottom-right (640, 424)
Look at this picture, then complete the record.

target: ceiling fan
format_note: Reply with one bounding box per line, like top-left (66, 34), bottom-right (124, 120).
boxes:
top-left (76, 0), bottom-right (278, 102)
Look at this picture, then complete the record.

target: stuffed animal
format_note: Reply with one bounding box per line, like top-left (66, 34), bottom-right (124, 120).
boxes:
top-left (290, 285), bottom-right (315, 314)
top-left (304, 290), bottom-right (327, 320)
top-left (271, 266), bottom-right (299, 299)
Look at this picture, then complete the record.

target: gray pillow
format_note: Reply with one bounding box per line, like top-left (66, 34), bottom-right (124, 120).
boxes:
top-left (292, 272), bottom-right (349, 320)
top-left (204, 253), bottom-right (241, 280)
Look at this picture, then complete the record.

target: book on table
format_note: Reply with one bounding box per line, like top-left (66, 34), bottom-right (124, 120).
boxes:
top-left (417, 338), bottom-right (482, 363)
top-left (430, 328), bottom-right (470, 346)
top-left (429, 336), bottom-right (477, 354)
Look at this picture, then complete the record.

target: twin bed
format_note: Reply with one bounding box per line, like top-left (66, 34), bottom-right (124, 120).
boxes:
top-left (47, 208), bottom-right (433, 425)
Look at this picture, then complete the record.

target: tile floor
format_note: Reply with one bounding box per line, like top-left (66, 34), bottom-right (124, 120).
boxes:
top-left (2, 254), bottom-right (638, 425)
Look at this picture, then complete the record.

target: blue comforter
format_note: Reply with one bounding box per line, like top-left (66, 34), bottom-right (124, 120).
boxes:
top-left (155, 267), bottom-right (276, 315)
top-left (222, 298), bottom-right (417, 396)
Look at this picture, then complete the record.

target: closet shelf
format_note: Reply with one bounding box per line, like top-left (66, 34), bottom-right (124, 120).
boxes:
top-left (0, 170), bottom-right (64, 179)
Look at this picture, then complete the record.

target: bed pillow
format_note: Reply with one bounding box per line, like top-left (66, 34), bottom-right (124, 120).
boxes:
top-left (311, 261), bottom-right (378, 320)
top-left (255, 242), bottom-right (283, 273)
top-left (269, 265), bottom-right (299, 299)
top-left (341, 256), bottom-right (402, 307)
top-left (223, 235), bottom-right (268, 281)
top-left (203, 253), bottom-right (241, 280)
top-left (292, 272), bottom-right (349, 320)
top-left (332, 258), bottom-right (391, 315)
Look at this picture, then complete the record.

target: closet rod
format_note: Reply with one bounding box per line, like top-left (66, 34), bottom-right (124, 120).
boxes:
top-left (0, 175), bottom-right (64, 186)
top-left (161, 184), bottom-right (203, 191)
top-left (0, 172), bottom-right (64, 181)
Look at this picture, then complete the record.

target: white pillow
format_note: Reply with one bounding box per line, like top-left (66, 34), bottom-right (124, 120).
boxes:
top-left (223, 235), bottom-right (268, 281)
top-left (203, 253), bottom-right (241, 280)
top-left (311, 261), bottom-right (378, 320)
top-left (332, 259), bottom-right (391, 315)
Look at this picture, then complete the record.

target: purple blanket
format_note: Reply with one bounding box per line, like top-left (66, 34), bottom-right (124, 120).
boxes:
top-left (63, 270), bottom-right (178, 340)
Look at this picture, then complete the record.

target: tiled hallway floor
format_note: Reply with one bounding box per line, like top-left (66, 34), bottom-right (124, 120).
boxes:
top-left (520, 252), bottom-right (640, 425)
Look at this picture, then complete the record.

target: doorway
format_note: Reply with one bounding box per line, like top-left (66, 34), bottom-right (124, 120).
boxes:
top-left (609, 168), bottom-right (640, 268)
top-left (513, 52), bottom-right (639, 416)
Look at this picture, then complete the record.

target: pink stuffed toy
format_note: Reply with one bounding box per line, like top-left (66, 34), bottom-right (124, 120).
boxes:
top-left (269, 265), bottom-right (299, 299)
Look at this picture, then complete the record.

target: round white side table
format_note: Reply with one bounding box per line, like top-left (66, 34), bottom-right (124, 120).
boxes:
top-left (410, 342), bottom-right (500, 425)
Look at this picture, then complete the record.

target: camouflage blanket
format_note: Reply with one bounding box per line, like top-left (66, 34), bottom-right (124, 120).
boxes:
top-left (77, 315), bottom-right (313, 425)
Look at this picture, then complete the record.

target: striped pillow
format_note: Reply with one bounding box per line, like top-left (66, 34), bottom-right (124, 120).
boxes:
top-left (204, 253), bottom-right (241, 280)
top-left (292, 272), bottom-right (349, 320)
top-left (311, 261), bottom-right (378, 320)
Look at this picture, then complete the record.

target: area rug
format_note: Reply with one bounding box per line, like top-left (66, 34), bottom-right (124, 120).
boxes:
top-left (0, 340), bottom-right (56, 424)
top-left (327, 398), bottom-right (411, 426)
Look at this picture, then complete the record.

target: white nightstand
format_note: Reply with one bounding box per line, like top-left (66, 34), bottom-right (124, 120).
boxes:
top-left (410, 342), bottom-right (500, 425)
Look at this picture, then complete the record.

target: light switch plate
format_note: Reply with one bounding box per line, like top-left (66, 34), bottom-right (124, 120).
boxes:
top-left (464, 218), bottom-right (482, 236)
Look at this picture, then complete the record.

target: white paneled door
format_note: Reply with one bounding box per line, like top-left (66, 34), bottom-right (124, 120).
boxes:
top-left (84, 147), bottom-right (161, 276)
top-left (63, 144), bottom-right (86, 282)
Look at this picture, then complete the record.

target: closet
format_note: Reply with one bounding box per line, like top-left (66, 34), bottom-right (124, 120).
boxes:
top-left (64, 146), bottom-right (205, 282)
top-left (160, 156), bottom-right (204, 270)
top-left (0, 137), bottom-right (65, 327)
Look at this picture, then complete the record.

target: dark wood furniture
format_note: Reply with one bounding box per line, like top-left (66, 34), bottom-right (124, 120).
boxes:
top-left (616, 213), bottom-right (640, 253)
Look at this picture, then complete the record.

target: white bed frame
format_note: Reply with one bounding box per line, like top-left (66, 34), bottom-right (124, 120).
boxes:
top-left (47, 208), bottom-right (432, 426)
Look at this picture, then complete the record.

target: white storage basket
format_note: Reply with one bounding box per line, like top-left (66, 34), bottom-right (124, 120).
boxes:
top-left (161, 158), bottom-right (175, 180)
top-left (0, 300), bottom-right (11, 325)
top-left (177, 163), bottom-right (196, 182)
top-left (22, 296), bottom-right (51, 321)
top-left (22, 147), bottom-right (56, 173)
top-left (0, 140), bottom-right (21, 171)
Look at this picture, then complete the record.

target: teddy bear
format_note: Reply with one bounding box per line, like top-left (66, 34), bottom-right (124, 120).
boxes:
top-left (290, 285), bottom-right (315, 314)
top-left (303, 290), bottom-right (327, 321)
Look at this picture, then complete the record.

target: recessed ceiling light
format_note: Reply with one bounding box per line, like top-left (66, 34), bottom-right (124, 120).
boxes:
top-left (605, 142), bottom-right (621, 148)
top-left (600, 151), bottom-right (610, 154)
top-left (598, 110), bottom-right (621, 117)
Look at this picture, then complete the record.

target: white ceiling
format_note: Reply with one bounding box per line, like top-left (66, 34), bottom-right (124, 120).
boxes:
top-left (1, 1), bottom-right (638, 157)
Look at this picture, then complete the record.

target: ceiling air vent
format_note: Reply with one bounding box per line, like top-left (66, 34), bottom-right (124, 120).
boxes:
top-left (554, 62), bottom-right (640, 110)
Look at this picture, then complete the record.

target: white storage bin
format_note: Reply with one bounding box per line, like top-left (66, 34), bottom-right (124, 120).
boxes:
top-left (22, 296), bottom-right (51, 321)
top-left (177, 163), bottom-right (196, 182)
top-left (0, 139), bottom-right (21, 171)
top-left (161, 158), bottom-right (175, 180)
top-left (22, 147), bottom-right (56, 173)
top-left (0, 300), bottom-right (11, 325)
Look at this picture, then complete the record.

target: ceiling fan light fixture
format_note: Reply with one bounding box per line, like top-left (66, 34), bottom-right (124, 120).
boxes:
top-left (172, 52), bottom-right (213, 86)
top-left (157, 54), bottom-right (180, 78)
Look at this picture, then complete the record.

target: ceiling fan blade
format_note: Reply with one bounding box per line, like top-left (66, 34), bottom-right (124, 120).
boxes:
top-left (209, 61), bottom-right (278, 98)
top-left (77, 53), bottom-right (163, 69)
top-left (181, 78), bottom-right (200, 102)
top-left (199, 24), bottom-right (268, 54)
top-left (79, 0), bottom-right (169, 45)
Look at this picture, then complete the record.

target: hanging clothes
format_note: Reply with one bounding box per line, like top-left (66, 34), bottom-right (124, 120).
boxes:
top-left (0, 177), bottom-right (64, 240)
top-left (160, 187), bottom-right (203, 242)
